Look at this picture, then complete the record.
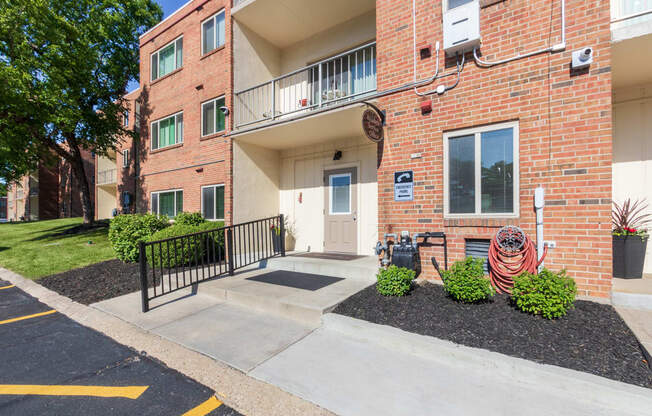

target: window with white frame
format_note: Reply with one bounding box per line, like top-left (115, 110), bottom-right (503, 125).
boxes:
top-left (201, 185), bottom-right (224, 221)
top-left (151, 36), bottom-right (183, 81)
top-left (123, 110), bottom-right (129, 127)
top-left (201, 96), bottom-right (226, 136)
top-left (151, 112), bottom-right (183, 151)
top-left (122, 149), bottom-right (129, 168)
top-left (202, 11), bottom-right (225, 55)
top-left (151, 189), bottom-right (183, 218)
top-left (444, 121), bottom-right (518, 217)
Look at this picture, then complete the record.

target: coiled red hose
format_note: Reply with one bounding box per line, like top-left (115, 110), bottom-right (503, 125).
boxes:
top-left (488, 233), bottom-right (547, 294)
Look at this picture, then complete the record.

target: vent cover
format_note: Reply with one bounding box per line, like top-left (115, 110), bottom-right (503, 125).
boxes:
top-left (465, 238), bottom-right (490, 274)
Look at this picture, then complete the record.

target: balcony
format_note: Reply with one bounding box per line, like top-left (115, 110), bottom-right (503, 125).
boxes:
top-left (611, 0), bottom-right (652, 88)
top-left (97, 169), bottom-right (117, 186)
top-left (234, 42), bottom-right (376, 130)
top-left (232, 0), bottom-right (375, 49)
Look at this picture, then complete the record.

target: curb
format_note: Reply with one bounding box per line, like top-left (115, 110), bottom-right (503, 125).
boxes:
top-left (323, 313), bottom-right (652, 415)
top-left (0, 267), bottom-right (335, 416)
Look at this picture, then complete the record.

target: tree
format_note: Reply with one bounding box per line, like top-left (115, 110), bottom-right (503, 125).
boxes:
top-left (0, 0), bottom-right (162, 224)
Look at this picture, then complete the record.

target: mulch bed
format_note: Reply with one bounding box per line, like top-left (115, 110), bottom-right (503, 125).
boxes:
top-left (39, 259), bottom-right (141, 305)
top-left (333, 283), bottom-right (652, 389)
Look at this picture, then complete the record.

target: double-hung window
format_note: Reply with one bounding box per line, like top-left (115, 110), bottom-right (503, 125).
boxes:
top-left (123, 111), bottom-right (129, 127)
top-left (151, 112), bottom-right (183, 151)
top-left (151, 36), bottom-right (183, 81)
top-left (201, 185), bottom-right (224, 221)
top-left (202, 10), bottom-right (225, 55)
top-left (444, 121), bottom-right (519, 217)
top-left (201, 96), bottom-right (226, 136)
top-left (122, 149), bottom-right (129, 168)
top-left (151, 189), bottom-right (183, 218)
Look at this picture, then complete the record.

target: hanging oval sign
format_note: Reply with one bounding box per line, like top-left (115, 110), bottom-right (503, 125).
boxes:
top-left (362, 109), bottom-right (384, 143)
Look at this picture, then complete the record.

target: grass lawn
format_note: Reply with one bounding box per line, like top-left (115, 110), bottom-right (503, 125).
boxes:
top-left (0, 218), bottom-right (116, 279)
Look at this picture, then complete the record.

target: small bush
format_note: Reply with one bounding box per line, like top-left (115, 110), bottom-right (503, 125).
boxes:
top-left (441, 257), bottom-right (494, 303)
top-left (146, 222), bottom-right (226, 268)
top-left (108, 214), bottom-right (170, 262)
top-left (174, 212), bottom-right (206, 226)
top-left (376, 265), bottom-right (415, 296)
top-left (511, 268), bottom-right (577, 319)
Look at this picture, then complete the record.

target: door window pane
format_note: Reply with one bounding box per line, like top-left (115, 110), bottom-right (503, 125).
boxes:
top-left (330, 174), bottom-right (351, 214)
top-left (203, 18), bottom-right (215, 55)
top-left (203, 101), bottom-right (215, 136)
top-left (449, 134), bottom-right (475, 214)
top-left (481, 128), bottom-right (514, 213)
top-left (176, 190), bottom-right (183, 213)
top-left (202, 187), bottom-right (215, 220)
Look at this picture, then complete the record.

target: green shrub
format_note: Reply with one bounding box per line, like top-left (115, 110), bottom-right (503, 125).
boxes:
top-left (511, 268), bottom-right (577, 319)
top-left (108, 214), bottom-right (170, 262)
top-left (376, 265), bottom-right (415, 296)
top-left (174, 212), bottom-right (206, 226)
top-left (146, 222), bottom-right (226, 268)
top-left (441, 257), bottom-right (494, 303)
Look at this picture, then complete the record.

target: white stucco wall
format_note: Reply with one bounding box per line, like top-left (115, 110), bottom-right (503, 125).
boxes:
top-left (233, 141), bottom-right (281, 224)
top-left (613, 84), bottom-right (652, 274)
top-left (279, 135), bottom-right (378, 255)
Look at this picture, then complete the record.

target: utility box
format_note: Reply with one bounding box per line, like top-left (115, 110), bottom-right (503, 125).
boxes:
top-left (442, 0), bottom-right (481, 56)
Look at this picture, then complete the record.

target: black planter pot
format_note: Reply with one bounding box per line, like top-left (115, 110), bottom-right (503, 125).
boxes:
top-left (271, 231), bottom-right (281, 253)
top-left (612, 235), bottom-right (648, 279)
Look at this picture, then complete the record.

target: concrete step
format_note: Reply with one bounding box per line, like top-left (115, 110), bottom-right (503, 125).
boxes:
top-left (200, 268), bottom-right (373, 326)
top-left (612, 277), bottom-right (652, 311)
top-left (265, 254), bottom-right (379, 283)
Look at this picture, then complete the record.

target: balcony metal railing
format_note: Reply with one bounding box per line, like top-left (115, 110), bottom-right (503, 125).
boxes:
top-left (97, 168), bottom-right (117, 185)
top-left (611, 0), bottom-right (652, 23)
top-left (234, 42), bottom-right (377, 129)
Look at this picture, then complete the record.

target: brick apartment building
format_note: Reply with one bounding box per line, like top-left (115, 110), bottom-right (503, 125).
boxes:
top-left (96, 0), bottom-right (652, 298)
top-left (6, 150), bottom-right (95, 222)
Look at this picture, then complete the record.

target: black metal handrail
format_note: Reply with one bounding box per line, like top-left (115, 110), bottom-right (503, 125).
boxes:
top-left (138, 214), bottom-right (285, 312)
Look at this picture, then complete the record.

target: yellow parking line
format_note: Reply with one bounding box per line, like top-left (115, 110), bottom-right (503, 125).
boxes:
top-left (182, 396), bottom-right (223, 416)
top-left (0, 285), bottom-right (15, 290)
top-left (0, 384), bottom-right (149, 399)
top-left (0, 310), bottom-right (57, 326)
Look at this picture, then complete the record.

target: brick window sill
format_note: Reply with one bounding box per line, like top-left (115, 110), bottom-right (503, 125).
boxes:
top-left (200, 131), bottom-right (226, 141)
top-left (150, 67), bottom-right (183, 86)
top-left (150, 142), bottom-right (183, 154)
top-left (200, 45), bottom-right (225, 61)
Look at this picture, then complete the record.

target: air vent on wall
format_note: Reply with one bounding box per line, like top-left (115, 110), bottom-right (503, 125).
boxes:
top-left (442, 0), bottom-right (481, 56)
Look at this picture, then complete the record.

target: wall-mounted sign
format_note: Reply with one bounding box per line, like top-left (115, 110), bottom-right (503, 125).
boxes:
top-left (394, 170), bottom-right (413, 201)
top-left (362, 109), bottom-right (384, 143)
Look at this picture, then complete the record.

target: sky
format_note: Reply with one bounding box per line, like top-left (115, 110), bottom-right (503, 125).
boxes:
top-left (126, 0), bottom-right (189, 93)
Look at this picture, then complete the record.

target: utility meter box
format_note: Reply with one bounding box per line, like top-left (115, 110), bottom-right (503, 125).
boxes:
top-left (442, 0), bottom-right (481, 56)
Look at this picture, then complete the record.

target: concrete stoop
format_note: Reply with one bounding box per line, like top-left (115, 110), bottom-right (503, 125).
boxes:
top-left (200, 255), bottom-right (377, 325)
top-left (251, 314), bottom-right (652, 416)
top-left (612, 277), bottom-right (652, 311)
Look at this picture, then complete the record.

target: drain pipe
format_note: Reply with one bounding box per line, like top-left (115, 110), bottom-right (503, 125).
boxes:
top-left (534, 186), bottom-right (545, 272)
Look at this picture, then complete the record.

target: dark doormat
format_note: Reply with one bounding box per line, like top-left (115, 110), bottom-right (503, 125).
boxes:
top-left (293, 252), bottom-right (365, 261)
top-left (246, 270), bottom-right (344, 291)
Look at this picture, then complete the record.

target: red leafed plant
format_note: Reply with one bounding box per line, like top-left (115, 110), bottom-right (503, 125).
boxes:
top-left (612, 198), bottom-right (651, 237)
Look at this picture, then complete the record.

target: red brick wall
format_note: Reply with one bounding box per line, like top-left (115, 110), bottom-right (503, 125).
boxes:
top-left (376, 0), bottom-right (612, 297)
top-left (134, 0), bottom-right (232, 222)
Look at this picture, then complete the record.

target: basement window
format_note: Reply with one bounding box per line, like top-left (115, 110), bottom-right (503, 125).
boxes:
top-left (201, 96), bottom-right (226, 136)
top-left (201, 184), bottom-right (225, 221)
top-left (444, 121), bottom-right (519, 217)
top-left (151, 111), bottom-right (183, 151)
top-left (202, 10), bottom-right (225, 55)
top-left (151, 189), bottom-right (183, 218)
top-left (151, 36), bottom-right (183, 81)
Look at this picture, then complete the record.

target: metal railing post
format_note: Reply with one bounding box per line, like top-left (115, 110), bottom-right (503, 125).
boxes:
top-left (226, 227), bottom-right (235, 275)
top-left (271, 80), bottom-right (276, 120)
top-left (139, 241), bottom-right (149, 313)
top-left (279, 214), bottom-right (286, 257)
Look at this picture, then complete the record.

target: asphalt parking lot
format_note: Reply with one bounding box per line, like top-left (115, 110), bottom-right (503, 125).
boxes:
top-left (0, 279), bottom-right (241, 415)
